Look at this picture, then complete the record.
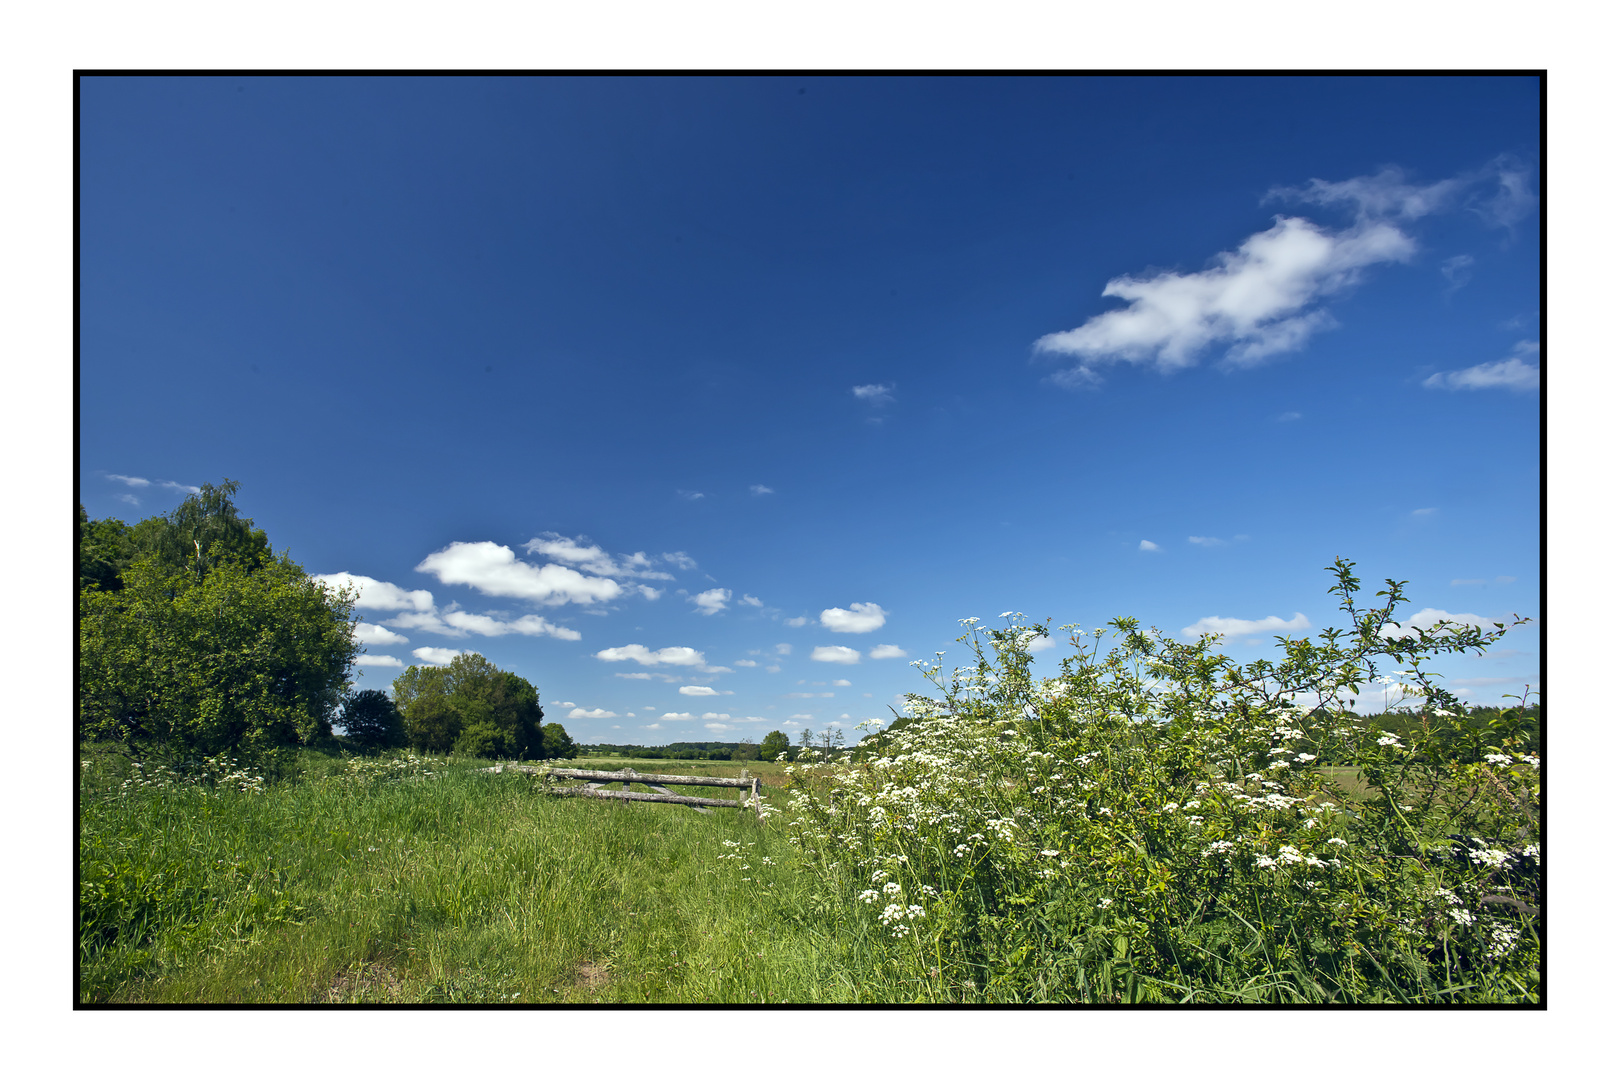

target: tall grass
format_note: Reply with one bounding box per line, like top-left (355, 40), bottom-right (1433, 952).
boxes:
top-left (79, 748), bottom-right (850, 1003)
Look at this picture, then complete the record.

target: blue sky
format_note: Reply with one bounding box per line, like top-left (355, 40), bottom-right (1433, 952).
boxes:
top-left (78, 75), bottom-right (1542, 744)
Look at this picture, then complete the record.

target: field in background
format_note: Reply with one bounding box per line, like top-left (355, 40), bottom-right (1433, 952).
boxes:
top-left (78, 748), bottom-right (849, 1004)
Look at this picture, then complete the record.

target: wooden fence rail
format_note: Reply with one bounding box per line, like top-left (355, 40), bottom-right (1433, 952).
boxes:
top-left (480, 764), bottom-right (763, 819)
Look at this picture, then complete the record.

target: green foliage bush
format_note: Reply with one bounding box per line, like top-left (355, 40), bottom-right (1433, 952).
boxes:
top-left (393, 654), bottom-right (545, 758)
top-left (341, 689), bottom-right (407, 752)
top-left (782, 561), bottom-right (1540, 1003)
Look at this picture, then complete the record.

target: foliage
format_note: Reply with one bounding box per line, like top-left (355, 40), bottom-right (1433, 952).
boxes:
top-left (781, 561), bottom-right (1540, 1003)
top-left (759, 730), bottom-right (791, 762)
top-left (392, 654), bottom-right (545, 758)
top-left (732, 742), bottom-right (759, 762)
top-left (78, 481), bottom-right (273, 594)
top-left (340, 690), bottom-right (407, 752)
top-left (79, 548), bottom-right (358, 758)
top-left (540, 722), bottom-right (579, 760)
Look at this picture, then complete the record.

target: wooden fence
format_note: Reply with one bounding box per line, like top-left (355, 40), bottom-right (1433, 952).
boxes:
top-left (480, 764), bottom-right (763, 819)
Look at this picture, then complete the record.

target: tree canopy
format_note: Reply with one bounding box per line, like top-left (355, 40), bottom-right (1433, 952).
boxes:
top-left (78, 485), bottom-right (356, 756)
top-left (390, 653), bottom-right (549, 758)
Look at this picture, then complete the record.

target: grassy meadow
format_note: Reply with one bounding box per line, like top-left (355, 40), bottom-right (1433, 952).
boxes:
top-left (78, 747), bottom-right (848, 1004)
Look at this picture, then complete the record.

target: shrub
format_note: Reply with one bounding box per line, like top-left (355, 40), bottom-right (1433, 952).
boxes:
top-left (341, 690), bottom-right (407, 752)
top-left (781, 560), bottom-right (1540, 1003)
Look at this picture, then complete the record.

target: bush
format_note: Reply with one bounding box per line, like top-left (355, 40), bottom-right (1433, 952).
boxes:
top-left (782, 560), bottom-right (1540, 1003)
top-left (341, 690), bottom-right (406, 752)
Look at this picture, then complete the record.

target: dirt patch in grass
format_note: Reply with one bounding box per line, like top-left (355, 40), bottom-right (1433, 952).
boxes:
top-left (323, 960), bottom-right (409, 1003)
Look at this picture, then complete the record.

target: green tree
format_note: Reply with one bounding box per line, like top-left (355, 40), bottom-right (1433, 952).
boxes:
top-left (392, 654), bottom-right (545, 758)
top-left (731, 742), bottom-right (758, 762)
top-left (78, 551), bottom-right (358, 756)
top-left (759, 730), bottom-right (790, 761)
top-left (340, 689), bottom-right (406, 752)
top-left (540, 722), bottom-right (578, 759)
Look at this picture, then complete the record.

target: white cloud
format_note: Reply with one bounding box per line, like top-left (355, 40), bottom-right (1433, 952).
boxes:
top-left (614, 672), bottom-right (654, 680)
top-left (784, 616), bottom-right (808, 628)
top-left (1276, 411), bottom-right (1302, 422)
top-left (550, 701), bottom-right (576, 707)
top-left (1187, 536), bottom-right (1226, 547)
top-left (690, 588), bottom-right (731, 615)
top-left (645, 722), bottom-right (664, 729)
top-left (659, 713), bottom-right (693, 721)
top-left (701, 712), bottom-right (732, 721)
top-left (1037, 215), bottom-right (1412, 383)
top-left (417, 541), bottom-right (623, 606)
top-left (765, 665), bottom-right (781, 673)
top-left (749, 485), bottom-right (774, 496)
top-left (1181, 612), bottom-right (1311, 638)
top-left (775, 643), bottom-right (792, 655)
top-left (1274, 160), bottom-right (1535, 230)
top-left (789, 713), bottom-right (815, 720)
top-left (160, 481), bottom-right (202, 494)
top-left (832, 679), bottom-right (852, 687)
top-left (739, 594), bottom-right (763, 607)
top-left (1411, 508), bottom-right (1437, 518)
top-left (677, 489), bottom-right (706, 501)
top-left (1379, 608), bottom-right (1504, 639)
top-left (354, 622), bottom-right (410, 646)
top-left (663, 551), bottom-right (697, 570)
top-left (820, 602), bottom-right (887, 634)
top-left (411, 647), bottom-right (464, 666)
top-left (115, 493), bottom-right (140, 506)
top-left (1027, 635), bottom-right (1057, 653)
top-left (679, 685), bottom-right (728, 697)
top-left (852, 383), bottom-right (895, 405)
top-left (868, 644), bottom-right (908, 659)
top-left (356, 654), bottom-right (404, 668)
top-left (637, 585), bottom-right (663, 601)
top-left (568, 708), bottom-right (618, 720)
top-left (441, 610), bottom-right (581, 640)
top-left (704, 722), bottom-right (731, 734)
top-left (107, 474), bottom-right (151, 488)
top-left (786, 691), bottom-right (836, 698)
top-left (734, 659), bottom-right (758, 668)
top-left (811, 646), bottom-right (862, 665)
top-left (520, 533), bottom-right (675, 580)
top-left (1424, 341), bottom-right (1540, 393)
top-left (313, 572), bottom-right (435, 612)
top-left (1441, 254), bottom-right (1474, 293)
top-left (1139, 540), bottom-right (1160, 552)
top-left (595, 644), bottom-right (707, 667)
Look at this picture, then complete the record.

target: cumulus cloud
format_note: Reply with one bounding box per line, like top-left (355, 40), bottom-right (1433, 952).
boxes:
top-left (783, 616), bottom-right (808, 628)
top-left (1379, 608), bottom-right (1504, 639)
top-left (704, 722), bottom-right (731, 733)
top-left (613, 672), bottom-right (655, 680)
top-left (354, 622), bottom-right (410, 646)
top-left (595, 644), bottom-right (707, 667)
top-left (313, 572), bottom-right (435, 612)
top-left (568, 707), bottom-right (618, 719)
top-left (786, 692), bottom-right (836, 699)
top-left (1181, 612), bottom-right (1311, 639)
top-left (749, 485), bottom-right (774, 496)
top-left (789, 713), bottom-right (815, 720)
top-left (832, 679), bottom-right (852, 687)
top-left (441, 610), bottom-right (581, 640)
top-left (739, 594), bottom-right (763, 607)
top-left (637, 585), bottom-right (663, 601)
top-left (356, 654), bottom-right (405, 668)
top-left (1026, 635), bottom-right (1057, 653)
top-left (820, 602), bottom-right (887, 634)
top-left (417, 541), bottom-right (622, 606)
top-left (701, 712), bottom-right (732, 721)
top-left (659, 713), bottom-right (692, 721)
top-left (690, 588), bottom-right (731, 615)
top-left (811, 645), bottom-right (862, 665)
top-left (1139, 540), bottom-right (1160, 552)
top-left (521, 533), bottom-right (676, 581)
top-left (411, 647), bottom-right (464, 665)
top-left (868, 644), bottom-right (907, 659)
top-left (679, 685), bottom-right (730, 697)
top-left (852, 383), bottom-right (896, 405)
top-left (551, 701), bottom-right (577, 707)
top-left (1424, 341), bottom-right (1541, 393)
top-left (734, 659), bottom-right (758, 668)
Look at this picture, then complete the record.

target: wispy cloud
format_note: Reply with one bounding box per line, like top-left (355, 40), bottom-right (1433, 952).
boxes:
top-left (775, 644), bottom-right (792, 655)
top-left (1411, 508), bottom-right (1437, 518)
top-left (1036, 161), bottom-right (1534, 388)
top-left (784, 616), bottom-right (809, 628)
top-left (1181, 612), bottom-right (1310, 638)
top-left (411, 647), bottom-right (463, 665)
top-left (852, 383), bottom-right (895, 405)
top-left (677, 489), bottom-right (706, 501)
top-left (739, 594), bottom-right (764, 607)
top-left (868, 644), bottom-right (907, 659)
top-left (786, 691), bottom-right (836, 699)
top-left (749, 484), bottom-right (774, 496)
top-left (521, 533), bottom-right (676, 581)
top-left (690, 588), bottom-right (731, 615)
top-left (820, 602), bottom-right (887, 633)
top-left (1139, 540), bottom-right (1160, 552)
top-left (1187, 536), bottom-right (1226, 548)
top-left (811, 645), bottom-right (862, 665)
top-left (1275, 411), bottom-right (1302, 423)
top-left (107, 474), bottom-right (151, 488)
top-left (734, 659), bottom-right (758, 667)
top-left (1424, 341), bottom-right (1540, 393)
top-left (1440, 254), bottom-right (1474, 295)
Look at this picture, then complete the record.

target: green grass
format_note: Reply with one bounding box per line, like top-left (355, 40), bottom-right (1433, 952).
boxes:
top-left (79, 748), bottom-right (851, 1004)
